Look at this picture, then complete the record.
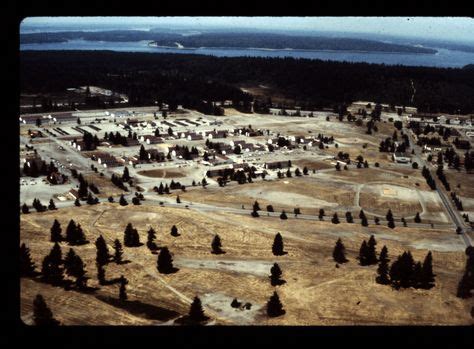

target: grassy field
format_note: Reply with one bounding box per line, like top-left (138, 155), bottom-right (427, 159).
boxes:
top-left (20, 204), bottom-right (472, 325)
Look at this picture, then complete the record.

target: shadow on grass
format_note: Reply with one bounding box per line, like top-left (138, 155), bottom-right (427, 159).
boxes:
top-left (157, 267), bottom-right (180, 274)
top-left (96, 295), bottom-right (180, 322)
top-left (174, 315), bottom-right (210, 326)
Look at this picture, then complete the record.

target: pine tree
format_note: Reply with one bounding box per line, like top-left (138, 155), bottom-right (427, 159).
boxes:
top-left (119, 194), bottom-right (128, 206)
top-left (420, 251), bottom-right (436, 289)
top-left (376, 246), bottom-right (390, 285)
top-left (270, 263), bottom-right (285, 286)
top-left (33, 294), bottom-right (60, 326)
top-left (413, 262), bottom-right (423, 289)
top-left (124, 223), bottom-right (140, 247)
top-left (170, 225), bottom-right (180, 237)
top-left (95, 235), bottom-right (110, 266)
top-left (266, 291), bottom-right (285, 317)
top-left (280, 211), bottom-right (288, 220)
top-left (358, 240), bottom-right (370, 266)
top-left (20, 243), bottom-right (36, 277)
top-left (333, 238), bottom-right (348, 264)
top-left (188, 296), bottom-right (208, 323)
top-left (64, 248), bottom-right (87, 288)
top-left (41, 242), bottom-right (63, 285)
top-left (176, 195), bottom-right (181, 204)
top-left (386, 209), bottom-right (393, 222)
top-left (122, 167), bottom-right (130, 181)
top-left (388, 219), bottom-right (395, 229)
top-left (22, 203), bottom-right (30, 214)
top-left (414, 212), bottom-right (421, 223)
top-left (366, 235), bottom-right (378, 265)
top-left (118, 275), bottom-right (128, 302)
top-left (48, 199), bottom-right (57, 210)
top-left (272, 233), bottom-right (285, 256)
top-left (157, 247), bottom-right (176, 274)
top-left (74, 198), bottom-right (81, 207)
top-left (360, 215), bottom-right (368, 227)
top-left (211, 235), bottom-right (225, 254)
top-left (253, 201), bottom-right (261, 211)
top-left (113, 239), bottom-right (123, 263)
top-left (65, 219), bottom-right (77, 243)
top-left (50, 219), bottom-right (62, 242)
top-left (331, 213), bottom-right (340, 224)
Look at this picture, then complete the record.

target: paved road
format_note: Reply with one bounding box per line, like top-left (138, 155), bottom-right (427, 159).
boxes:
top-left (406, 128), bottom-right (472, 247)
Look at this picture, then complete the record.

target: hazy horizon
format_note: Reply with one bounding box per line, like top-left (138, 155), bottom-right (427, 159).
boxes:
top-left (21, 17), bottom-right (474, 45)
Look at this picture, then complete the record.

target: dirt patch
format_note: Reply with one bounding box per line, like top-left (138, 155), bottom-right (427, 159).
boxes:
top-left (138, 169), bottom-right (185, 178)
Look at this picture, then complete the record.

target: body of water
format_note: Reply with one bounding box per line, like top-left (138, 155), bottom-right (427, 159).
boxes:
top-left (20, 39), bottom-right (474, 68)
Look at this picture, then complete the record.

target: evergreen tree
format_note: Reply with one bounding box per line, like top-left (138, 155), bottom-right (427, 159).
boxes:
top-left (48, 199), bottom-right (57, 210)
top-left (95, 235), bottom-right (110, 266)
top-left (122, 167), bottom-right (131, 182)
top-left (22, 203), bottom-right (30, 214)
top-left (41, 242), bottom-right (63, 285)
top-left (318, 208), bottom-right (325, 220)
top-left (386, 209), bottom-right (394, 222)
top-left (272, 233), bottom-right (285, 256)
top-left (211, 234), bottom-right (225, 254)
top-left (176, 195), bottom-right (181, 204)
top-left (253, 200), bottom-right (261, 211)
top-left (123, 223), bottom-right (140, 247)
top-left (280, 211), bottom-right (288, 220)
top-left (366, 235), bottom-right (378, 265)
top-left (414, 212), bottom-right (421, 223)
top-left (270, 263), bottom-right (285, 286)
top-left (170, 225), bottom-right (180, 237)
top-left (50, 219), bottom-right (62, 242)
top-left (113, 239), bottom-right (123, 263)
top-left (376, 246), bottom-right (390, 285)
top-left (157, 247), bottom-right (176, 274)
top-left (390, 251), bottom-right (415, 289)
top-left (74, 198), bottom-right (81, 207)
top-left (64, 248), bottom-right (87, 288)
top-left (413, 262), bottom-right (424, 289)
top-left (33, 294), bottom-right (60, 326)
top-left (331, 213), bottom-right (340, 224)
top-left (420, 251), bottom-right (436, 289)
top-left (358, 240), bottom-right (370, 266)
top-left (333, 238), bottom-right (348, 264)
top-left (188, 296), bottom-right (208, 323)
top-left (119, 195), bottom-right (128, 206)
top-left (20, 243), bottom-right (36, 277)
top-left (388, 219), bottom-right (395, 229)
top-left (147, 227), bottom-right (158, 250)
top-left (266, 291), bottom-right (285, 317)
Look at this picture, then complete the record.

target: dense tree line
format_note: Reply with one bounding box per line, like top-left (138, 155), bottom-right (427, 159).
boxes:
top-left (21, 51), bottom-right (474, 114)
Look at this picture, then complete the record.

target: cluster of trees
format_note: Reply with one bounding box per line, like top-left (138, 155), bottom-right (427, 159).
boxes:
top-left (111, 173), bottom-right (128, 191)
top-left (435, 165), bottom-right (451, 191)
top-left (332, 237), bottom-right (435, 290)
top-left (81, 131), bottom-right (100, 151)
top-left (421, 166), bottom-right (437, 190)
top-left (457, 247), bottom-right (474, 298)
top-left (22, 159), bottom-right (57, 178)
top-left (103, 131), bottom-right (130, 146)
top-left (123, 223), bottom-right (141, 247)
top-left (450, 192), bottom-right (464, 211)
top-left (21, 51), bottom-right (474, 114)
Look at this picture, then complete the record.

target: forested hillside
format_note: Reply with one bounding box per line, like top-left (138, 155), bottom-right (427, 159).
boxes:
top-left (20, 51), bottom-right (474, 114)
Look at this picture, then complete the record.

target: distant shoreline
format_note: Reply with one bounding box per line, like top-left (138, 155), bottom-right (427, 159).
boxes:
top-left (146, 42), bottom-right (435, 55)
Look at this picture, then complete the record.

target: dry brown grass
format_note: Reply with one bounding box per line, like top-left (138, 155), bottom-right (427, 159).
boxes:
top-left (20, 204), bottom-right (472, 325)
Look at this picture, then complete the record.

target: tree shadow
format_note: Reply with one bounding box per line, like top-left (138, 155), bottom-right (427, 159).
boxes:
top-left (270, 279), bottom-right (286, 286)
top-left (116, 260), bottom-right (131, 265)
top-left (174, 315), bottom-right (210, 326)
top-left (96, 295), bottom-right (180, 322)
top-left (158, 267), bottom-right (180, 274)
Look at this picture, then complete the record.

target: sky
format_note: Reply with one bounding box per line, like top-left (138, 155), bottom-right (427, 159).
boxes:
top-left (21, 17), bottom-right (474, 43)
